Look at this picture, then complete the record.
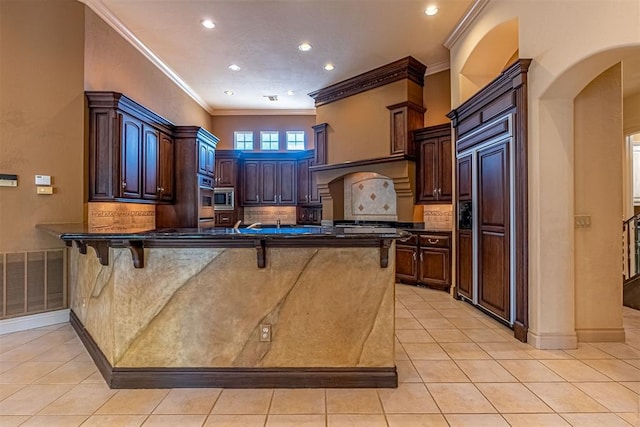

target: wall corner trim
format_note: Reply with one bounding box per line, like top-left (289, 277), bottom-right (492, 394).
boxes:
top-left (443, 0), bottom-right (492, 49)
top-left (526, 331), bottom-right (578, 350)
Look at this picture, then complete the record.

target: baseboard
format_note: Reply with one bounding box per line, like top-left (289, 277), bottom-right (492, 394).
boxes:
top-left (576, 328), bottom-right (626, 343)
top-left (527, 330), bottom-right (578, 349)
top-left (70, 310), bottom-right (398, 389)
top-left (0, 309), bottom-right (70, 335)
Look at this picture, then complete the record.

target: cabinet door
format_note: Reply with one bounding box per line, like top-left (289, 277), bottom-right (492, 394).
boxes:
top-left (216, 158), bottom-right (235, 187)
top-left (457, 155), bottom-right (472, 201)
top-left (198, 141), bottom-right (207, 175)
top-left (297, 158), bottom-right (310, 204)
top-left (438, 137), bottom-right (452, 202)
top-left (418, 247), bottom-right (450, 288)
top-left (159, 132), bottom-right (174, 201)
top-left (261, 161), bottom-right (278, 204)
top-left (206, 146), bottom-right (215, 176)
top-left (457, 230), bottom-right (473, 299)
top-left (417, 139), bottom-right (437, 203)
top-left (215, 211), bottom-right (235, 227)
top-left (120, 114), bottom-right (143, 198)
top-left (396, 244), bottom-right (418, 281)
top-left (309, 166), bottom-right (320, 204)
top-left (142, 126), bottom-right (160, 200)
top-left (278, 160), bottom-right (296, 205)
top-left (242, 161), bottom-right (260, 205)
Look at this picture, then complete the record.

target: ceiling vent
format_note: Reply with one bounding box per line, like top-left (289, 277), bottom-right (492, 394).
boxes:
top-left (264, 95), bottom-right (278, 102)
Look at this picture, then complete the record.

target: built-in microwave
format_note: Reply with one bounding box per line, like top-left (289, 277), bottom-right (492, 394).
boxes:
top-left (214, 188), bottom-right (235, 211)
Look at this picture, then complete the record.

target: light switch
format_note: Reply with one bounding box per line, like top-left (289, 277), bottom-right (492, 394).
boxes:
top-left (0, 174), bottom-right (18, 187)
top-left (35, 175), bottom-right (51, 185)
top-left (575, 215), bottom-right (591, 228)
top-left (37, 186), bottom-right (54, 195)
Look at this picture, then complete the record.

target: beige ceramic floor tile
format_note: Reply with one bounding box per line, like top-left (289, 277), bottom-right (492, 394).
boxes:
top-left (95, 389), bottom-right (170, 415)
top-left (402, 343), bottom-right (450, 360)
top-left (203, 414), bottom-right (266, 427)
top-left (427, 383), bottom-right (496, 413)
top-left (0, 361), bottom-right (64, 383)
top-left (417, 318), bottom-right (455, 329)
top-left (0, 383), bottom-right (25, 402)
top-left (439, 343), bottom-right (491, 360)
top-left (623, 359), bottom-right (640, 369)
top-left (620, 381), bottom-right (640, 393)
top-left (386, 414), bottom-right (448, 427)
top-left (498, 360), bottom-right (565, 382)
top-left (559, 413), bottom-right (633, 426)
top-left (477, 342), bottom-right (533, 359)
top-left (326, 414), bottom-right (387, 426)
top-left (617, 412), bottom-right (639, 425)
top-left (448, 317), bottom-right (492, 329)
top-left (395, 329), bottom-right (434, 343)
top-left (326, 388), bottom-right (382, 413)
top-left (573, 382), bottom-right (640, 412)
top-left (456, 360), bottom-right (517, 382)
top-left (0, 361), bottom-right (23, 374)
top-left (79, 414), bottom-right (147, 426)
top-left (269, 389), bottom-right (325, 414)
top-left (0, 343), bottom-right (51, 363)
top-left (583, 359), bottom-right (640, 381)
top-left (444, 414), bottom-right (509, 426)
top-left (141, 414), bottom-right (207, 426)
top-left (436, 309), bottom-right (475, 319)
top-left (29, 343), bottom-right (84, 362)
top-left (502, 413), bottom-right (571, 426)
top-left (525, 349), bottom-right (573, 360)
top-left (590, 342), bottom-right (640, 359)
top-left (524, 382), bottom-right (608, 412)
top-left (563, 343), bottom-right (615, 360)
top-left (394, 344), bottom-right (409, 361)
top-left (395, 360), bottom-right (422, 383)
top-left (377, 383), bottom-right (440, 413)
top-left (0, 384), bottom-right (73, 415)
top-left (395, 308), bottom-right (413, 319)
top-left (459, 328), bottom-right (509, 342)
top-left (81, 371), bottom-right (107, 384)
top-left (412, 360), bottom-right (469, 382)
top-left (153, 388), bottom-right (221, 414)
top-left (20, 415), bottom-right (88, 426)
top-left (267, 414), bottom-right (325, 426)
top-left (395, 318), bottom-right (425, 330)
top-left (476, 382), bottom-right (552, 413)
top-left (539, 359), bottom-right (610, 382)
top-left (427, 329), bottom-right (472, 343)
top-left (35, 361), bottom-right (97, 384)
top-left (210, 389), bottom-right (273, 415)
top-left (408, 309), bottom-right (442, 320)
top-left (39, 383), bottom-right (117, 415)
top-left (0, 416), bottom-right (30, 426)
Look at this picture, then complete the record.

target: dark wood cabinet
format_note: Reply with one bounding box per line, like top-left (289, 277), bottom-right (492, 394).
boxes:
top-left (240, 155), bottom-right (297, 206)
top-left (215, 211), bottom-right (236, 227)
top-left (457, 155), bottom-right (472, 201)
top-left (415, 124), bottom-right (452, 204)
top-left (215, 154), bottom-right (237, 187)
top-left (87, 92), bottom-right (175, 204)
top-left (198, 140), bottom-right (215, 178)
top-left (457, 230), bottom-right (473, 300)
top-left (297, 152), bottom-right (320, 205)
top-left (396, 232), bottom-right (451, 291)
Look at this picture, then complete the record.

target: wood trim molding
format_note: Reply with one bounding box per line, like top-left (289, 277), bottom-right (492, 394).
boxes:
top-left (70, 310), bottom-right (397, 389)
top-left (308, 57), bottom-right (427, 107)
top-left (309, 153), bottom-right (414, 173)
top-left (443, 0), bottom-right (492, 49)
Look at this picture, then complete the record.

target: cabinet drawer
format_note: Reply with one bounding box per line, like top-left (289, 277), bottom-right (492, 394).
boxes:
top-left (419, 234), bottom-right (450, 248)
top-left (398, 234), bottom-right (418, 246)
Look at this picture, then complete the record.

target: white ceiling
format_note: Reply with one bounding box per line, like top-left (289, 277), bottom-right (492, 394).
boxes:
top-left (87, 0), bottom-right (474, 114)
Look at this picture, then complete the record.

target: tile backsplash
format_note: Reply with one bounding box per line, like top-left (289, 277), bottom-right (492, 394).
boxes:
top-left (344, 172), bottom-right (397, 222)
top-left (88, 202), bottom-right (155, 232)
top-left (423, 204), bottom-right (453, 230)
top-left (243, 207), bottom-right (297, 225)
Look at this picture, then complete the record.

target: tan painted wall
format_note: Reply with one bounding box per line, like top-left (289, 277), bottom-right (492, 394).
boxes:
top-left (423, 71), bottom-right (451, 126)
top-left (625, 92), bottom-right (640, 135)
top-left (315, 80), bottom-right (414, 164)
top-left (0, 0), bottom-right (85, 252)
top-left (449, 0), bottom-right (640, 348)
top-left (84, 9), bottom-right (211, 130)
top-left (211, 115), bottom-right (316, 150)
top-left (574, 64), bottom-right (624, 340)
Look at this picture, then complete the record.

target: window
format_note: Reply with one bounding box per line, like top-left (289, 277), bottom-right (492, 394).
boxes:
top-left (260, 131), bottom-right (279, 150)
top-left (234, 131), bottom-right (253, 150)
top-left (286, 131), bottom-right (305, 150)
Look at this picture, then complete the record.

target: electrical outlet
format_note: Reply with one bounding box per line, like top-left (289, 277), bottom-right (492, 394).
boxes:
top-left (575, 215), bottom-right (591, 228)
top-left (260, 324), bottom-right (271, 342)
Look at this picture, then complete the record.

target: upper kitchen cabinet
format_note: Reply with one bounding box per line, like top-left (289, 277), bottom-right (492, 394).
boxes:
top-left (241, 154), bottom-right (297, 206)
top-left (198, 139), bottom-right (215, 178)
top-left (297, 150), bottom-right (320, 205)
top-left (414, 123), bottom-right (452, 204)
top-left (214, 150), bottom-right (239, 187)
top-left (87, 91), bottom-right (175, 204)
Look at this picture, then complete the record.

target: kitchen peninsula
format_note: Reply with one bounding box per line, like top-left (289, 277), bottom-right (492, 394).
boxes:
top-left (39, 224), bottom-right (402, 389)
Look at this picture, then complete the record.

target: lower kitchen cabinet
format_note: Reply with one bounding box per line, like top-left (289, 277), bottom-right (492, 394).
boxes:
top-left (214, 211), bottom-right (236, 227)
top-left (396, 232), bottom-right (451, 291)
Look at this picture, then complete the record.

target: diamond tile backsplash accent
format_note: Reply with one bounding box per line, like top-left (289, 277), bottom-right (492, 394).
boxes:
top-left (344, 172), bottom-right (397, 221)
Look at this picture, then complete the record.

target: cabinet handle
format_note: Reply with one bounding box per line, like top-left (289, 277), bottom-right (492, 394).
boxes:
top-left (432, 188), bottom-right (437, 198)
top-left (278, 195), bottom-right (282, 203)
top-left (256, 195), bottom-right (259, 202)
top-left (157, 186), bottom-right (162, 193)
top-left (420, 252), bottom-right (424, 261)
top-left (438, 188), bottom-right (442, 197)
top-left (122, 181), bottom-right (127, 189)
top-left (428, 238), bottom-right (440, 244)
top-left (412, 252), bottom-right (416, 261)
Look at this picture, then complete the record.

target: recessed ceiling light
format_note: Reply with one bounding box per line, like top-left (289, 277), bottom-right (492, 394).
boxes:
top-left (286, 90), bottom-right (295, 96)
top-left (224, 90), bottom-right (233, 95)
top-left (324, 63), bottom-right (335, 71)
top-left (201, 19), bottom-right (215, 29)
top-left (228, 64), bottom-right (241, 71)
top-left (425, 5), bottom-right (438, 15)
top-left (298, 43), bottom-right (312, 52)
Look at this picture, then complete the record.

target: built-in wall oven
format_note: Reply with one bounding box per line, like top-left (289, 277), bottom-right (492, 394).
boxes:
top-left (198, 175), bottom-right (215, 228)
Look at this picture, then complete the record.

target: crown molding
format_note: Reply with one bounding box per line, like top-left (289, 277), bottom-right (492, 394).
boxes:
top-left (443, 0), bottom-right (492, 49)
top-left (80, 0), bottom-right (215, 115)
top-left (425, 61), bottom-right (450, 76)
top-left (211, 109), bottom-right (316, 116)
